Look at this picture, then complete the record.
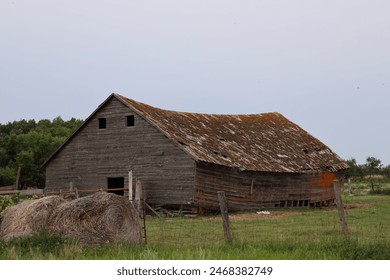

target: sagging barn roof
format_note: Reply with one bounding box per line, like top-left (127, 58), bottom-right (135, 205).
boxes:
top-left (42, 93), bottom-right (348, 173)
top-left (114, 94), bottom-right (348, 173)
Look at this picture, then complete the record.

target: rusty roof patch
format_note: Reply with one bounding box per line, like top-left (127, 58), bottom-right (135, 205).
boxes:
top-left (116, 94), bottom-right (348, 173)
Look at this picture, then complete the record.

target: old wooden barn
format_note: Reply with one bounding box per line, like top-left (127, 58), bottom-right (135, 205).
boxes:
top-left (43, 93), bottom-right (348, 210)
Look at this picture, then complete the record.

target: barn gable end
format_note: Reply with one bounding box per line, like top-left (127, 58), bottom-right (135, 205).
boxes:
top-left (45, 95), bottom-right (196, 206)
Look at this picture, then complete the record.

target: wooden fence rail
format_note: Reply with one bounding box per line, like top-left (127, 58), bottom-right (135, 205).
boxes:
top-left (0, 189), bottom-right (44, 196)
top-left (45, 187), bottom-right (131, 197)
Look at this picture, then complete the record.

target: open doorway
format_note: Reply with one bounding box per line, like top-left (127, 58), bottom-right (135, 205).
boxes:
top-left (107, 177), bottom-right (124, 196)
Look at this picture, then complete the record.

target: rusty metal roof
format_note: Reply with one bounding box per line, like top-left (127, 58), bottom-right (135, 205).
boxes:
top-left (116, 94), bottom-right (348, 173)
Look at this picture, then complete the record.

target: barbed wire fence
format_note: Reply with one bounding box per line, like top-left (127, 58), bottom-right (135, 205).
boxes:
top-left (12, 179), bottom-right (350, 247)
top-left (144, 180), bottom-right (354, 248)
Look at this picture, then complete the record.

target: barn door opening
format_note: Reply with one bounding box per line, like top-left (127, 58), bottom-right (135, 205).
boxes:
top-left (107, 177), bottom-right (124, 196)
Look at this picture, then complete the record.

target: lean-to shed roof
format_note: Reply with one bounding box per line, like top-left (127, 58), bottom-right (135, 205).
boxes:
top-left (115, 94), bottom-right (348, 173)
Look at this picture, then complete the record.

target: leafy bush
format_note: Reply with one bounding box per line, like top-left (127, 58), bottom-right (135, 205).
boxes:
top-left (0, 194), bottom-right (19, 218)
top-left (369, 189), bottom-right (390, 195)
top-left (0, 167), bottom-right (15, 186)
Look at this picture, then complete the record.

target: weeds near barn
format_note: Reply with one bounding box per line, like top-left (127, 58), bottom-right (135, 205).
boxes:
top-left (0, 194), bottom-right (19, 217)
top-left (1, 178), bottom-right (390, 260)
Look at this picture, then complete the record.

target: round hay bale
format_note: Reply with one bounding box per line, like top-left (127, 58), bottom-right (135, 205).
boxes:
top-left (0, 196), bottom-right (65, 242)
top-left (48, 192), bottom-right (142, 245)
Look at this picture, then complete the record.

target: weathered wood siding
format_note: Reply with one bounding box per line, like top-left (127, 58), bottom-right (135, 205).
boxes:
top-left (194, 162), bottom-right (343, 210)
top-left (45, 98), bottom-right (195, 205)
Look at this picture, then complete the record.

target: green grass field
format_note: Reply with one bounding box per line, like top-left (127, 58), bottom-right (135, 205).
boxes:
top-left (1, 179), bottom-right (389, 260)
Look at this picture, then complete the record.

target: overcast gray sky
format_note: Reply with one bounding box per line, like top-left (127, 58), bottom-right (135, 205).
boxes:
top-left (1, 0), bottom-right (389, 165)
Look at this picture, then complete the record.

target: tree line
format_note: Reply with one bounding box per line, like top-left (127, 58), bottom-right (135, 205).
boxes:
top-left (0, 117), bottom-right (83, 188)
top-left (346, 157), bottom-right (390, 178)
top-left (1, 118), bottom-right (389, 188)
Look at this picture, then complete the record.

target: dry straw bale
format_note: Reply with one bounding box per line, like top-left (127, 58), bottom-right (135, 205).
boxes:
top-left (0, 196), bottom-right (65, 242)
top-left (48, 192), bottom-right (142, 245)
top-left (0, 192), bottom-right (142, 245)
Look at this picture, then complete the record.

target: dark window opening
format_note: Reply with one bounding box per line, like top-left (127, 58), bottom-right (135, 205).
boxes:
top-left (99, 118), bottom-right (107, 129)
top-left (107, 177), bottom-right (124, 196)
top-left (127, 115), bottom-right (135, 127)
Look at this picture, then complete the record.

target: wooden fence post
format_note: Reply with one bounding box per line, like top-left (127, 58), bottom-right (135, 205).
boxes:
top-left (135, 179), bottom-right (143, 215)
top-left (74, 187), bottom-right (79, 199)
top-left (218, 191), bottom-right (232, 242)
top-left (133, 178), bottom-right (146, 244)
top-left (129, 170), bottom-right (133, 203)
top-left (333, 179), bottom-right (349, 236)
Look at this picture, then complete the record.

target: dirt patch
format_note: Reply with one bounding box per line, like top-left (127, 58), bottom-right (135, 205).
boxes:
top-left (205, 204), bottom-right (373, 222)
top-left (321, 204), bottom-right (373, 212)
top-left (344, 204), bottom-right (372, 210)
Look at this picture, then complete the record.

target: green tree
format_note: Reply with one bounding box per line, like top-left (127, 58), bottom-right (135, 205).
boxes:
top-left (0, 117), bottom-right (83, 188)
top-left (0, 167), bottom-right (15, 186)
top-left (382, 165), bottom-right (390, 177)
top-left (345, 158), bottom-right (364, 178)
top-left (365, 157), bottom-right (382, 176)
top-left (365, 156), bottom-right (383, 191)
